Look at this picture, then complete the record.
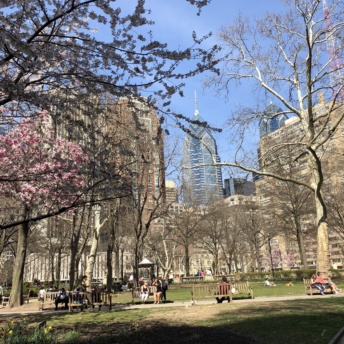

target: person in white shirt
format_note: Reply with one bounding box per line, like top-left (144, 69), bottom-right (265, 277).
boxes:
top-left (38, 287), bottom-right (45, 301)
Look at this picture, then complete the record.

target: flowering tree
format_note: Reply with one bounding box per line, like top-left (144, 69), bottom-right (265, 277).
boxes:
top-left (0, 0), bottom-right (218, 123)
top-left (261, 249), bottom-right (298, 272)
top-left (0, 112), bottom-right (88, 307)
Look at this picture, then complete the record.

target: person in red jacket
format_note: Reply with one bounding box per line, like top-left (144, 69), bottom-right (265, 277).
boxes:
top-left (216, 276), bottom-right (230, 303)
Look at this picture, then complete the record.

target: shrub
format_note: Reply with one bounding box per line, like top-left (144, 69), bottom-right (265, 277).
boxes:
top-left (232, 269), bottom-right (344, 282)
top-left (1, 319), bottom-right (54, 344)
top-left (58, 330), bottom-right (80, 344)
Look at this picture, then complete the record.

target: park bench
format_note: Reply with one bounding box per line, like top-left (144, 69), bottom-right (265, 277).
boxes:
top-left (23, 291), bottom-right (30, 304)
top-left (303, 278), bottom-right (334, 295)
top-left (181, 276), bottom-right (204, 283)
top-left (69, 291), bottom-right (112, 312)
top-left (2, 292), bottom-right (30, 308)
top-left (2, 295), bottom-right (10, 307)
top-left (231, 281), bottom-right (254, 299)
top-left (213, 275), bottom-right (238, 282)
top-left (39, 291), bottom-right (59, 310)
top-left (88, 291), bottom-right (112, 310)
top-left (190, 283), bottom-right (232, 304)
top-left (132, 285), bottom-right (156, 303)
top-left (190, 281), bottom-right (254, 304)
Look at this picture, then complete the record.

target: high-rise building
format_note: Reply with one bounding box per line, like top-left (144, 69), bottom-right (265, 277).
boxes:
top-left (182, 93), bottom-right (223, 205)
top-left (113, 97), bottom-right (166, 210)
top-left (256, 94), bottom-right (344, 269)
top-left (254, 102), bottom-right (289, 182)
top-left (165, 180), bottom-right (178, 204)
top-left (259, 102), bottom-right (288, 138)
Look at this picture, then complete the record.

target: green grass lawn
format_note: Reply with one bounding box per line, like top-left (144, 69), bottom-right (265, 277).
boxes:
top-left (1, 281), bottom-right (343, 344)
top-left (111, 280), bottom-right (344, 304)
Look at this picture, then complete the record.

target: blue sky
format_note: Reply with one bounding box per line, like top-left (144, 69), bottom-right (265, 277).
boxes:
top-left (140, 0), bottom-right (286, 180)
top-left (111, 0), bottom-right (287, 180)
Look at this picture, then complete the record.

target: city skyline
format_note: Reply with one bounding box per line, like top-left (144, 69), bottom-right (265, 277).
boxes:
top-left (181, 93), bottom-right (223, 205)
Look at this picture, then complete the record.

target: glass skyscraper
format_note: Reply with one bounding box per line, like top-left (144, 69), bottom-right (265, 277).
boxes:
top-left (182, 95), bottom-right (223, 205)
top-left (259, 102), bottom-right (288, 138)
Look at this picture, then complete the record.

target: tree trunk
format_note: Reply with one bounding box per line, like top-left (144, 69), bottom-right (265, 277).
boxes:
top-left (106, 244), bottom-right (113, 292)
top-left (185, 244), bottom-right (190, 276)
top-left (315, 204), bottom-right (330, 276)
top-left (10, 220), bottom-right (29, 308)
top-left (133, 242), bottom-right (140, 288)
top-left (120, 248), bottom-right (124, 281)
top-left (294, 215), bottom-right (308, 268)
top-left (114, 245), bottom-right (120, 281)
top-left (253, 242), bottom-right (262, 272)
top-left (213, 251), bottom-right (218, 275)
top-left (56, 247), bottom-right (62, 282)
top-left (50, 257), bottom-right (55, 282)
top-left (309, 151), bottom-right (330, 277)
top-left (85, 205), bottom-right (101, 291)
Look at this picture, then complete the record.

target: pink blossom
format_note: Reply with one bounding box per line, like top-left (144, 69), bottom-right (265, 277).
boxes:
top-left (0, 112), bottom-right (88, 210)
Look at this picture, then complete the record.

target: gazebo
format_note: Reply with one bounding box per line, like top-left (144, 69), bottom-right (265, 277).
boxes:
top-left (138, 258), bottom-right (155, 280)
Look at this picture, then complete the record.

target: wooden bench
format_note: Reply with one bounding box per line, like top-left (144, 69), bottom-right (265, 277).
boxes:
top-left (191, 283), bottom-right (232, 304)
top-left (303, 278), bottom-right (334, 295)
top-left (69, 291), bottom-right (112, 312)
top-left (132, 286), bottom-right (156, 303)
top-left (181, 276), bottom-right (204, 283)
top-left (190, 281), bottom-right (254, 304)
top-left (39, 292), bottom-right (58, 311)
top-left (1, 292), bottom-right (30, 308)
top-left (88, 291), bottom-right (112, 310)
top-left (231, 281), bottom-right (254, 299)
top-left (23, 291), bottom-right (30, 304)
top-left (2, 295), bottom-right (10, 307)
top-left (213, 275), bottom-right (238, 282)
top-left (215, 283), bottom-right (232, 303)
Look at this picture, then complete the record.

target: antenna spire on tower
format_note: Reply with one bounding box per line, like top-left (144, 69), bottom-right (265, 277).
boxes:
top-left (194, 90), bottom-right (199, 116)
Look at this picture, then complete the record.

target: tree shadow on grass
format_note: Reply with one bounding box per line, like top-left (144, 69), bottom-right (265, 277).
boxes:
top-left (0, 299), bottom-right (343, 344)
top-left (73, 322), bottom-right (260, 344)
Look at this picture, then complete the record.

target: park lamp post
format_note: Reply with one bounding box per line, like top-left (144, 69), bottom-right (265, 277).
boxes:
top-left (267, 234), bottom-right (274, 277)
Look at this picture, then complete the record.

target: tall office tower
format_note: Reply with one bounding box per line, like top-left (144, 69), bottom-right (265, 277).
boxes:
top-left (259, 102), bottom-right (288, 138)
top-left (182, 94), bottom-right (223, 206)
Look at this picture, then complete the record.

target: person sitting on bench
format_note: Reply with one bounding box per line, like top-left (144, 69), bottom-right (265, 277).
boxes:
top-left (216, 276), bottom-right (230, 303)
top-left (55, 287), bottom-right (69, 310)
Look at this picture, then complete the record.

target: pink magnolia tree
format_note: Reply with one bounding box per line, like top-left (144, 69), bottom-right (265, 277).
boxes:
top-left (0, 112), bottom-right (88, 307)
top-left (261, 248), bottom-right (299, 273)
